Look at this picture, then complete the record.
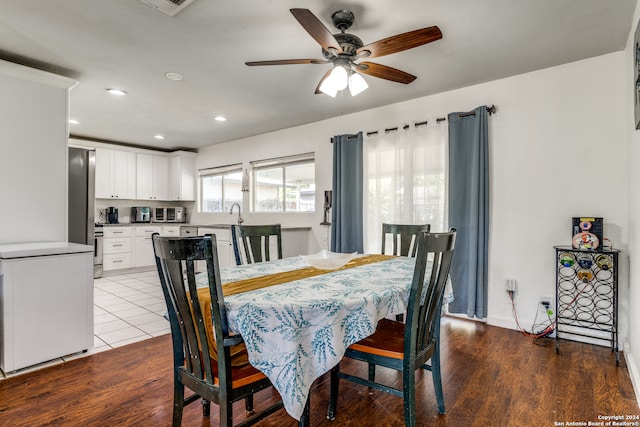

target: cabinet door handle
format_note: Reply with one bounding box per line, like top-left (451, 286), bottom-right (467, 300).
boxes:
top-left (113, 244), bottom-right (123, 247)
top-left (113, 259), bottom-right (123, 263)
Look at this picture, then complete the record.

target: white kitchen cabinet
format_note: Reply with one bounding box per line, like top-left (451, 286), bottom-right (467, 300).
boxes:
top-left (198, 227), bottom-right (232, 268)
top-left (162, 226), bottom-right (181, 237)
top-left (0, 242), bottom-right (93, 372)
top-left (103, 226), bottom-right (134, 271)
top-left (95, 147), bottom-right (136, 199)
top-left (136, 153), bottom-right (168, 201)
top-left (134, 225), bottom-right (162, 268)
top-left (169, 152), bottom-right (196, 201)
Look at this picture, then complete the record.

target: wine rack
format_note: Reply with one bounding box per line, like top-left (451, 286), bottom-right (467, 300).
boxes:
top-left (554, 246), bottom-right (619, 365)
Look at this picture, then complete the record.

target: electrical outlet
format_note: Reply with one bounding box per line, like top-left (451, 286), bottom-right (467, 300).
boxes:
top-left (539, 297), bottom-right (553, 316)
top-left (505, 277), bottom-right (517, 293)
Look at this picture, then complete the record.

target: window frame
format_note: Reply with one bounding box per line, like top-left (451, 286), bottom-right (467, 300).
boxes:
top-left (250, 152), bottom-right (316, 213)
top-left (197, 163), bottom-right (244, 213)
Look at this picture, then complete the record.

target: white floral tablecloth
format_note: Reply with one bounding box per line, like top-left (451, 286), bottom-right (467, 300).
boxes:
top-left (197, 255), bottom-right (452, 421)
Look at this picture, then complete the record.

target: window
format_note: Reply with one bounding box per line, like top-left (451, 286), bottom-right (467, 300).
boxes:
top-left (363, 125), bottom-right (446, 253)
top-left (251, 153), bottom-right (315, 212)
top-left (198, 164), bottom-right (243, 212)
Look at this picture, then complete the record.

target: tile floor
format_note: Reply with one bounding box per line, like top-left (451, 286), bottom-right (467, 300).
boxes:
top-left (92, 269), bottom-right (170, 351)
top-left (0, 268), bottom-right (169, 380)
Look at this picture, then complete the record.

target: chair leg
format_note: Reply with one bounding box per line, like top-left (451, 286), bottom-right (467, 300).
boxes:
top-left (299, 394), bottom-right (310, 427)
top-left (327, 365), bottom-right (339, 421)
top-left (402, 369), bottom-right (417, 427)
top-left (431, 343), bottom-right (446, 414)
top-left (245, 394), bottom-right (255, 414)
top-left (431, 311), bottom-right (445, 414)
top-left (201, 398), bottom-right (210, 417)
top-left (172, 383), bottom-right (185, 427)
top-left (220, 399), bottom-right (233, 427)
top-left (367, 362), bottom-right (376, 395)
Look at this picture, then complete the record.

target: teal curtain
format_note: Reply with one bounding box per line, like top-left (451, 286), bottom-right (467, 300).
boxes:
top-left (447, 107), bottom-right (489, 319)
top-left (331, 132), bottom-right (364, 253)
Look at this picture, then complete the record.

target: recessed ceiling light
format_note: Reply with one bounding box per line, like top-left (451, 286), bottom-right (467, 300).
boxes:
top-left (68, 119), bottom-right (80, 124)
top-left (106, 88), bottom-right (127, 96)
top-left (154, 135), bottom-right (165, 140)
top-left (165, 72), bottom-right (183, 81)
top-left (214, 115), bottom-right (227, 122)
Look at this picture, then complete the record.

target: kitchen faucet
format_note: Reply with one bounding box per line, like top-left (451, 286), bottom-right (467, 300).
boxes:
top-left (230, 203), bottom-right (244, 224)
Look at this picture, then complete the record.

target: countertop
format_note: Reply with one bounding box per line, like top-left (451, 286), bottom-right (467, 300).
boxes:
top-left (0, 241), bottom-right (94, 259)
top-left (98, 223), bottom-right (311, 231)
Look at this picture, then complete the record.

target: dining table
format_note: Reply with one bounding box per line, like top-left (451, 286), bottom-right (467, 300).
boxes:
top-left (195, 253), bottom-right (452, 421)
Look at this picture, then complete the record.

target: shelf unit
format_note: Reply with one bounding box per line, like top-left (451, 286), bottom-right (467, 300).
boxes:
top-left (553, 246), bottom-right (619, 365)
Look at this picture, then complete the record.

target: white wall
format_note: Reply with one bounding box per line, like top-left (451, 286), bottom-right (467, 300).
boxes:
top-left (625, 0), bottom-right (640, 405)
top-left (196, 51), bottom-right (628, 342)
top-left (0, 61), bottom-right (76, 244)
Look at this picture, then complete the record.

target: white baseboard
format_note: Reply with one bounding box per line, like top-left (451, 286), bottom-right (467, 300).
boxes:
top-left (624, 348), bottom-right (640, 408)
top-left (486, 316), bottom-right (518, 331)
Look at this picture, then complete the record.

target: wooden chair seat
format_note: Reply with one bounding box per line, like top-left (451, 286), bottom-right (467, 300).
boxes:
top-left (207, 357), bottom-right (266, 389)
top-left (348, 318), bottom-right (405, 360)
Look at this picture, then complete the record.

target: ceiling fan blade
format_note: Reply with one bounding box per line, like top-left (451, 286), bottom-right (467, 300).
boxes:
top-left (314, 68), bottom-right (334, 94)
top-left (246, 59), bottom-right (328, 66)
top-left (290, 8), bottom-right (343, 54)
top-left (357, 26), bottom-right (442, 59)
top-left (356, 62), bottom-right (417, 84)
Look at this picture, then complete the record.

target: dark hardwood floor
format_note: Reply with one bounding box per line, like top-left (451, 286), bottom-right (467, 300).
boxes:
top-left (0, 316), bottom-right (637, 426)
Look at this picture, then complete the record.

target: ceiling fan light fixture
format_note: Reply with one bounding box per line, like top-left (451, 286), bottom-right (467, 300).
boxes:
top-left (348, 73), bottom-right (368, 96)
top-left (319, 80), bottom-right (338, 97)
top-left (331, 65), bottom-right (349, 91)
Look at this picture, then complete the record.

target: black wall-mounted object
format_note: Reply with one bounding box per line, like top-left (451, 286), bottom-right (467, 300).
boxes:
top-left (634, 18), bottom-right (640, 129)
top-left (321, 190), bottom-right (332, 225)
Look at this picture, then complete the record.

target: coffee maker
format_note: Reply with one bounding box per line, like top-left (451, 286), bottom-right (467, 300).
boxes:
top-left (106, 207), bottom-right (119, 224)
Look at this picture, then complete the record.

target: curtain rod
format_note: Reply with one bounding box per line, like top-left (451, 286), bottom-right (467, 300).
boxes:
top-left (365, 119), bottom-right (429, 137)
top-left (364, 104), bottom-right (496, 135)
top-left (358, 105), bottom-right (497, 139)
top-left (436, 104), bottom-right (497, 122)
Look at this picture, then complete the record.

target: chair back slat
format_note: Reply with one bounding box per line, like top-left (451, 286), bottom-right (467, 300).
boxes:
top-left (381, 223), bottom-right (430, 257)
top-left (153, 234), bottom-right (230, 386)
top-left (232, 224), bottom-right (283, 265)
top-left (404, 229), bottom-right (456, 366)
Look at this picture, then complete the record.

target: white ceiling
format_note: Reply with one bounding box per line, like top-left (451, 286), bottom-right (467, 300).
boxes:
top-left (0, 1), bottom-right (635, 151)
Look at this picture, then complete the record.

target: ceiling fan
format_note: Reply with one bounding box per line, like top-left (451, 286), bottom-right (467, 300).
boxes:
top-left (245, 8), bottom-right (443, 97)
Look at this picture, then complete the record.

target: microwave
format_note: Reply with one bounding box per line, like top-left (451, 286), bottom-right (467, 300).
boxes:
top-left (154, 207), bottom-right (186, 223)
top-left (131, 207), bottom-right (151, 223)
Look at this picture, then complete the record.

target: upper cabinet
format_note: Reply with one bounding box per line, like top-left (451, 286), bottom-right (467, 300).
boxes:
top-left (95, 148), bottom-right (136, 199)
top-left (169, 152), bottom-right (196, 201)
top-left (136, 154), bottom-right (169, 201)
top-left (88, 143), bottom-right (194, 202)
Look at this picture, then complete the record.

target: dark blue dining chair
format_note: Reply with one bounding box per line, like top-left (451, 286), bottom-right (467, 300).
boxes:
top-left (231, 224), bottom-right (283, 265)
top-left (327, 229), bottom-right (457, 427)
top-left (381, 223), bottom-right (430, 257)
top-left (152, 233), bottom-right (285, 427)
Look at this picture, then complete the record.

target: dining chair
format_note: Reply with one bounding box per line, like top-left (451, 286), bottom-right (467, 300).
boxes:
top-left (231, 224), bottom-right (283, 265)
top-left (381, 223), bottom-right (430, 257)
top-left (382, 223), bottom-right (430, 321)
top-left (152, 233), bottom-right (284, 427)
top-left (327, 229), bottom-right (457, 427)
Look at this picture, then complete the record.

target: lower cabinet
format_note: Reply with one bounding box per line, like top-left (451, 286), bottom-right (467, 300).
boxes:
top-left (135, 225), bottom-right (163, 268)
top-left (162, 226), bottom-right (181, 237)
top-left (103, 227), bottom-right (134, 271)
top-left (198, 227), bottom-right (232, 268)
top-left (103, 225), bottom-right (189, 273)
